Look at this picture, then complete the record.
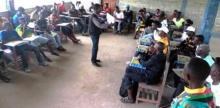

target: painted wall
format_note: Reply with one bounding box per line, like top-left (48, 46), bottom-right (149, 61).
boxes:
top-left (118, 0), bottom-right (220, 33)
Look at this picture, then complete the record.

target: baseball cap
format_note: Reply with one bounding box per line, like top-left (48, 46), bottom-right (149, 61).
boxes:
top-left (186, 26), bottom-right (195, 32)
top-left (157, 26), bottom-right (169, 34)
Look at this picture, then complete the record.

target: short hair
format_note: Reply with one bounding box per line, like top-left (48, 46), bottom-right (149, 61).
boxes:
top-left (186, 19), bottom-right (193, 25)
top-left (93, 4), bottom-right (101, 11)
top-left (18, 7), bottom-right (25, 12)
top-left (157, 42), bottom-right (165, 52)
top-left (186, 58), bottom-right (210, 82)
top-left (195, 35), bottom-right (204, 43)
top-left (152, 20), bottom-right (161, 28)
top-left (197, 44), bottom-right (210, 54)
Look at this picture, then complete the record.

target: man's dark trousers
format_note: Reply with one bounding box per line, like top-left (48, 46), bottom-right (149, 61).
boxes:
top-left (91, 34), bottom-right (100, 63)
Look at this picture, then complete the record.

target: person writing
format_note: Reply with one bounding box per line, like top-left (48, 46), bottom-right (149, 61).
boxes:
top-left (88, 4), bottom-right (111, 67)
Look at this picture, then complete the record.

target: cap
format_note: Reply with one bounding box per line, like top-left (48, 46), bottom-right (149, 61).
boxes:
top-left (157, 27), bottom-right (169, 34)
top-left (186, 26), bottom-right (195, 32)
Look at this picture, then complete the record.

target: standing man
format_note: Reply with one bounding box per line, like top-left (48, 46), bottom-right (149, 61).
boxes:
top-left (89, 4), bottom-right (109, 67)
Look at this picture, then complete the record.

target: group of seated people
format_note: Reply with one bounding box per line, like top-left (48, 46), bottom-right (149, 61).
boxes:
top-left (119, 8), bottom-right (220, 108)
top-left (0, 1), bottom-right (92, 82)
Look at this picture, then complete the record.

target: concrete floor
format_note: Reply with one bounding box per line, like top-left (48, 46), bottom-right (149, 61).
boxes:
top-left (0, 33), bottom-right (219, 108)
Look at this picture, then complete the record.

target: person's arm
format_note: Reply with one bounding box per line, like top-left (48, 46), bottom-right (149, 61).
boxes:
top-left (92, 17), bottom-right (108, 29)
top-left (140, 56), bottom-right (157, 67)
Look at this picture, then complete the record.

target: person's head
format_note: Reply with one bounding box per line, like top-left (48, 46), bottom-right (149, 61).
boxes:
top-left (151, 20), bottom-right (161, 30)
top-left (185, 19), bottom-right (193, 27)
top-left (93, 4), bottom-right (102, 14)
top-left (143, 8), bottom-right (146, 13)
top-left (211, 57), bottom-right (220, 82)
top-left (105, 3), bottom-right (109, 8)
top-left (115, 6), bottom-right (120, 12)
top-left (62, 1), bottom-right (65, 4)
top-left (183, 58), bottom-right (210, 87)
top-left (156, 9), bottom-right (161, 14)
top-left (154, 42), bottom-right (165, 53)
top-left (193, 35), bottom-right (204, 45)
top-left (126, 5), bottom-right (130, 11)
top-left (159, 11), bottom-right (166, 20)
top-left (186, 30), bottom-right (195, 39)
top-left (18, 17), bottom-right (26, 26)
top-left (196, 44), bottom-right (210, 58)
top-left (91, 2), bottom-right (94, 6)
top-left (158, 27), bottom-right (169, 37)
top-left (2, 22), bottom-right (13, 31)
top-left (176, 11), bottom-right (182, 18)
top-left (17, 7), bottom-right (25, 14)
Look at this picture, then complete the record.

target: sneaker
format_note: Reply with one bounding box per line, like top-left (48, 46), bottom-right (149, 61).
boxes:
top-left (51, 52), bottom-right (60, 56)
top-left (96, 59), bottom-right (101, 62)
top-left (57, 46), bottom-right (66, 52)
top-left (92, 62), bottom-right (102, 67)
top-left (39, 62), bottom-right (48, 67)
top-left (23, 68), bottom-right (31, 73)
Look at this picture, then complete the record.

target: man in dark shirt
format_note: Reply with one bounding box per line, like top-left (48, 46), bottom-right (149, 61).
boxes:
top-left (124, 5), bottom-right (133, 33)
top-left (88, 4), bottom-right (109, 67)
top-left (120, 42), bottom-right (166, 103)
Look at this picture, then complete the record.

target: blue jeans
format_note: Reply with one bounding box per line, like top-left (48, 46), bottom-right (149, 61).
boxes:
top-left (11, 44), bottom-right (44, 70)
top-left (91, 35), bottom-right (100, 62)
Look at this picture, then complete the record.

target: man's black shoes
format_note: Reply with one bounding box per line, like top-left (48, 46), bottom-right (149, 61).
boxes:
top-left (92, 62), bottom-right (101, 67)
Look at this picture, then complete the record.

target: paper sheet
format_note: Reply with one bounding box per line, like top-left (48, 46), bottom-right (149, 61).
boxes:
top-left (4, 41), bottom-right (27, 47)
top-left (106, 13), bottom-right (115, 24)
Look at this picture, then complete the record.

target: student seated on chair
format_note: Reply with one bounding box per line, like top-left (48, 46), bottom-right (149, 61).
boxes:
top-left (35, 13), bottom-right (66, 55)
top-left (0, 22), bottom-right (47, 72)
top-left (12, 7), bottom-right (30, 28)
top-left (49, 9), bottom-right (80, 44)
top-left (113, 6), bottom-right (124, 33)
top-left (155, 26), bottom-right (169, 55)
top-left (171, 58), bottom-right (215, 108)
top-left (16, 17), bottom-right (52, 62)
top-left (196, 44), bottom-right (214, 67)
top-left (120, 42), bottom-right (166, 103)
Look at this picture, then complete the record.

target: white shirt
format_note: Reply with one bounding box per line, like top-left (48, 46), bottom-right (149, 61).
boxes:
top-left (206, 76), bottom-right (220, 106)
top-left (114, 11), bottom-right (124, 22)
top-left (161, 19), bottom-right (168, 27)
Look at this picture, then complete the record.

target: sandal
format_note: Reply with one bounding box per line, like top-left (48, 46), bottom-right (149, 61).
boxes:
top-left (120, 97), bottom-right (134, 103)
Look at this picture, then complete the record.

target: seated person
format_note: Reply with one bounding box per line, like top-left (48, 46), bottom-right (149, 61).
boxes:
top-left (103, 3), bottom-right (111, 14)
top-left (172, 19), bottom-right (195, 41)
top-left (171, 58), bottom-right (215, 108)
top-left (196, 44), bottom-right (214, 67)
top-left (58, 1), bottom-right (66, 14)
top-left (0, 17), bottom-right (4, 30)
top-left (89, 2), bottom-right (94, 13)
top-left (193, 34), bottom-right (204, 48)
top-left (49, 9), bottom-right (80, 44)
top-left (158, 11), bottom-right (168, 28)
top-left (176, 30), bottom-right (196, 57)
top-left (155, 27), bottom-right (169, 54)
top-left (168, 10), bottom-right (178, 21)
top-left (0, 22), bottom-right (47, 72)
top-left (113, 6), bottom-right (124, 33)
top-left (207, 57), bottom-right (220, 108)
top-left (13, 7), bottom-right (29, 28)
top-left (68, 4), bottom-right (80, 17)
top-left (172, 11), bottom-right (185, 30)
top-left (35, 13), bottom-right (66, 55)
top-left (134, 9), bottom-right (148, 39)
top-left (123, 5), bottom-right (133, 33)
top-left (16, 17), bottom-right (52, 62)
top-left (30, 6), bottom-right (41, 21)
top-left (120, 42), bottom-right (166, 103)
top-left (0, 49), bottom-right (10, 82)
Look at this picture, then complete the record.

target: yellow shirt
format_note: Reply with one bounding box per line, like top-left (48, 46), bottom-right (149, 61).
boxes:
top-left (156, 36), bottom-right (169, 54)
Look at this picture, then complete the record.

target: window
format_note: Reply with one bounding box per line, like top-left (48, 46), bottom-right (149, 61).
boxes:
top-left (0, 0), bottom-right (7, 12)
